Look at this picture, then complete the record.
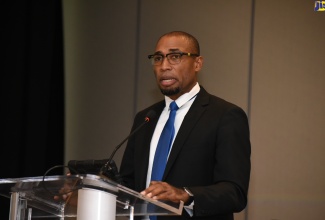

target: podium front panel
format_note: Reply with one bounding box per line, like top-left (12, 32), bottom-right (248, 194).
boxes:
top-left (0, 175), bottom-right (183, 219)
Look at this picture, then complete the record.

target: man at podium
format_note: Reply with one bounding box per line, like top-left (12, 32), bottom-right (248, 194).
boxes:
top-left (119, 31), bottom-right (251, 220)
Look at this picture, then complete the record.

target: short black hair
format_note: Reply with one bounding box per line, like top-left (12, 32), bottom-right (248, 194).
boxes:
top-left (158, 31), bottom-right (200, 55)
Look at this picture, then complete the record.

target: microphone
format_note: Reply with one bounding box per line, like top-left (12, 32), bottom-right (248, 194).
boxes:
top-left (68, 110), bottom-right (156, 181)
top-left (99, 110), bottom-right (156, 176)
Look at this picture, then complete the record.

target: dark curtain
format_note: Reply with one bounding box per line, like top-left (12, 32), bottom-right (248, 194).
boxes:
top-left (1, 0), bottom-right (64, 218)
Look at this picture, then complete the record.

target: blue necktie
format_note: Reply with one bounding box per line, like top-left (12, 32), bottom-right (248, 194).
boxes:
top-left (151, 101), bottom-right (178, 181)
top-left (151, 101), bottom-right (179, 181)
top-left (150, 101), bottom-right (178, 220)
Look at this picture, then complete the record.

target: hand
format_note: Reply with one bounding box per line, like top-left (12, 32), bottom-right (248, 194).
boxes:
top-left (53, 173), bottom-right (78, 206)
top-left (140, 181), bottom-right (190, 204)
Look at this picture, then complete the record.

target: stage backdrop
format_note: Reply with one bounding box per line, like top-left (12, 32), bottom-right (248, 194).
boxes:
top-left (63, 1), bottom-right (325, 220)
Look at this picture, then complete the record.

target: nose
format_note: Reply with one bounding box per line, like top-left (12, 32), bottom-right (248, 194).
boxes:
top-left (160, 57), bottom-right (171, 70)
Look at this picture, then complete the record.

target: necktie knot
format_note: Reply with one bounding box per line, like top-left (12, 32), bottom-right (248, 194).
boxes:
top-left (169, 101), bottom-right (179, 111)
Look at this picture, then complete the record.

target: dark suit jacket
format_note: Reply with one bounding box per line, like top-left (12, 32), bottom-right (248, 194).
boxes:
top-left (119, 86), bottom-right (251, 220)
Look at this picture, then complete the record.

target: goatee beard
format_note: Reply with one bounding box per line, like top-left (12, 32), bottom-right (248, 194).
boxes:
top-left (160, 87), bottom-right (180, 97)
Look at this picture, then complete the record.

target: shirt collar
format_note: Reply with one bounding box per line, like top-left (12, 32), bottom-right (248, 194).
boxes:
top-left (164, 82), bottom-right (200, 109)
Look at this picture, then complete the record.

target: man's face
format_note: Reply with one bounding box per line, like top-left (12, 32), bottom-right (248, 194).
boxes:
top-left (153, 35), bottom-right (203, 100)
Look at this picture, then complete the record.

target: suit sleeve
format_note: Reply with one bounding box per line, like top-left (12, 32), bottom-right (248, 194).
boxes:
top-left (190, 106), bottom-right (251, 216)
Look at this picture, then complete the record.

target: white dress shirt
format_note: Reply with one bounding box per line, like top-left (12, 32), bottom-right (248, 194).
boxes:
top-left (145, 83), bottom-right (200, 187)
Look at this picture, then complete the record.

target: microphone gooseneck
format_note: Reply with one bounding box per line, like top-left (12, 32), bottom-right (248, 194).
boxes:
top-left (99, 110), bottom-right (156, 176)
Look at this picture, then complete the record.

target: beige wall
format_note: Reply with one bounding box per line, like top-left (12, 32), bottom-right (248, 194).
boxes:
top-left (63, 1), bottom-right (325, 219)
top-left (248, 1), bottom-right (325, 219)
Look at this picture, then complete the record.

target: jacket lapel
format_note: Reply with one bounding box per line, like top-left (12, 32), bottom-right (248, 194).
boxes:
top-left (163, 87), bottom-right (210, 179)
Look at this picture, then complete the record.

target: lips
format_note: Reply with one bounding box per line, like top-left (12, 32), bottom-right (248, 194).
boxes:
top-left (160, 78), bottom-right (176, 87)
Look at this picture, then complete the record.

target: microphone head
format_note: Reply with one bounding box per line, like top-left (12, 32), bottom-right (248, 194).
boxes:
top-left (145, 110), bottom-right (156, 122)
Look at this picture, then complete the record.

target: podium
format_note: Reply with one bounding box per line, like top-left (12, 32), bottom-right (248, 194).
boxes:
top-left (0, 174), bottom-right (183, 220)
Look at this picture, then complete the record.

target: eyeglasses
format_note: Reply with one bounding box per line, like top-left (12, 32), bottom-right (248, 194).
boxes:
top-left (148, 52), bottom-right (200, 66)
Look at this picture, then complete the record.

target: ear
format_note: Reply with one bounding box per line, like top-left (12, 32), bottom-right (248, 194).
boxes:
top-left (194, 56), bottom-right (203, 71)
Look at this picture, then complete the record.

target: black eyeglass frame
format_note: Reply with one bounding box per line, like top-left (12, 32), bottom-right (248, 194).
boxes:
top-left (148, 52), bottom-right (200, 65)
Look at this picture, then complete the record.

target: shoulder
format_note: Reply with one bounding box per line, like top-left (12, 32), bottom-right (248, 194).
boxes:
top-left (134, 100), bottom-right (165, 122)
top-left (198, 86), bottom-right (244, 112)
top-left (195, 86), bottom-right (249, 125)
